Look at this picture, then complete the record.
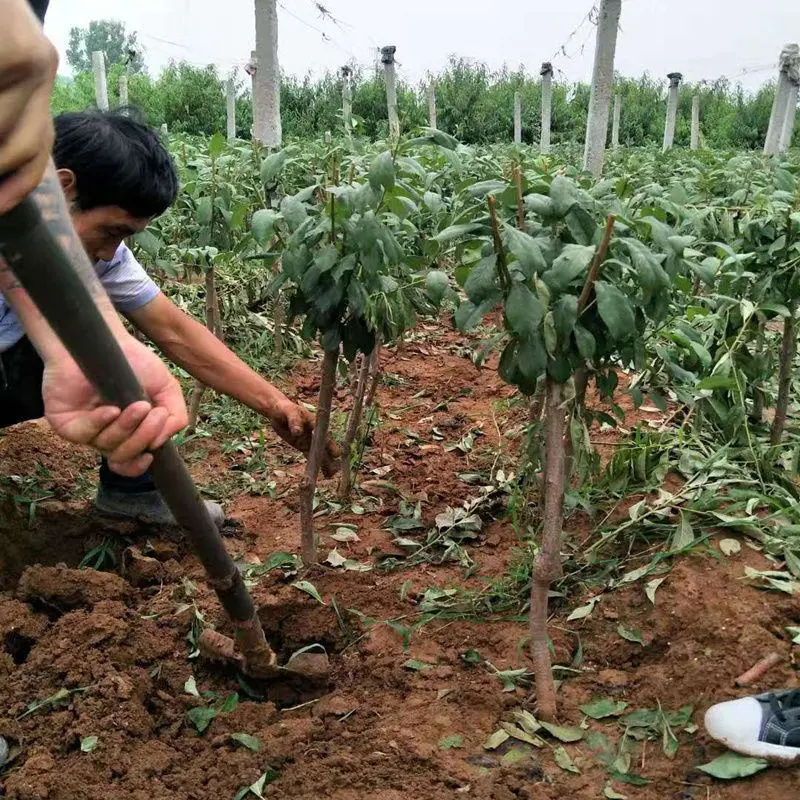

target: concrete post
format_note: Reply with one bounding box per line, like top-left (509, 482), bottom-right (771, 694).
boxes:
top-left (160, 123), bottom-right (169, 135)
top-left (691, 95), bottom-right (701, 150)
top-left (226, 78), bottom-right (236, 142)
top-left (381, 46), bottom-right (400, 140)
top-left (582, 0), bottom-right (622, 177)
top-left (540, 62), bottom-right (553, 154)
top-left (253, 0), bottom-right (282, 147)
top-left (92, 51), bottom-right (109, 112)
top-left (341, 65), bottom-right (353, 133)
top-left (119, 74), bottom-right (129, 107)
top-left (514, 91), bottom-right (522, 144)
top-left (765, 44), bottom-right (799, 155)
top-left (662, 72), bottom-right (682, 151)
top-left (779, 83), bottom-right (798, 153)
top-left (427, 80), bottom-right (437, 129)
top-left (611, 93), bottom-right (621, 148)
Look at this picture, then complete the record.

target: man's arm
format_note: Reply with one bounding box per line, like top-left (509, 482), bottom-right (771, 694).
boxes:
top-left (129, 293), bottom-right (340, 475)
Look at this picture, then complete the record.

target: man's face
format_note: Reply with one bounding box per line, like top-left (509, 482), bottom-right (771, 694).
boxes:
top-left (58, 169), bottom-right (151, 263)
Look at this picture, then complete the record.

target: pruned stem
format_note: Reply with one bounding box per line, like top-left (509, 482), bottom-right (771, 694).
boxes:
top-left (752, 321), bottom-right (766, 423)
top-left (188, 269), bottom-right (221, 432)
top-left (578, 214), bottom-right (616, 314)
top-left (513, 163), bottom-right (525, 230)
top-left (529, 379), bottom-right (567, 722)
top-left (338, 349), bottom-right (373, 501)
top-left (487, 195), bottom-right (510, 289)
top-left (771, 307), bottom-right (796, 446)
top-left (299, 347), bottom-right (339, 565)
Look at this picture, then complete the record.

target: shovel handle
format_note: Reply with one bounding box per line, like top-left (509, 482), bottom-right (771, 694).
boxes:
top-left (0, 193), bottom-right (258, 627)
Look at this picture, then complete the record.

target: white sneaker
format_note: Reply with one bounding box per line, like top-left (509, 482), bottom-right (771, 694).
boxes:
top-left (705, 689), bottom-right (800, 763)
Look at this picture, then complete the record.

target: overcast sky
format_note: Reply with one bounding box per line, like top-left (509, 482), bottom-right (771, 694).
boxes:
top-left (42, 0), bottom-right (799, 92)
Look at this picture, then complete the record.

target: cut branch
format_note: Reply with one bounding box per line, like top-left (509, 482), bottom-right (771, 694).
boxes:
top-left (338, 349), bottom-right (373, 501)
top-left (771, 306), bottom-right (796, 446)
top-left (487, 195), bottom-right (510, 289)
top-left (299, 347), bottom-right (339, 565)
top-left (513, 163), bottom-right (525, 230)
top-left (529, 379), bottom-right (567, 722)
top-left (578, 214), bottom-right (616, 314)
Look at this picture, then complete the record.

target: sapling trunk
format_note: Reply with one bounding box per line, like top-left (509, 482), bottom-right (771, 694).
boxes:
top-left (299, 347), bottom-right (339, 564)
top-left (513, 164), bottom-right (525, 230)
top-left (188, 269), bottom-right (221, 432)
top-left (771, 307), bottom-right (796, 446)
top-left (338, 350), bottom-right (373, 501)
top-left (752, 321), bottom-right (766, 423)
top-left (364, 340), bottom-right (382, 412)
top-left (529, 379), bottom-right (567, 721)
top-left (563, 367), bottom-right (590, 482)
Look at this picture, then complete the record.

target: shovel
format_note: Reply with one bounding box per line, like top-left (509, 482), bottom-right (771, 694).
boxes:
top-left (0, 175), bottom-right (328, 685)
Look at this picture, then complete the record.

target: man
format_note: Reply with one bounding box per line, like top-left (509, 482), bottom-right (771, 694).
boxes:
top-left (0, 0), bottom-right (189, 477)
top-left (0, 108), bottom-right (338, 525)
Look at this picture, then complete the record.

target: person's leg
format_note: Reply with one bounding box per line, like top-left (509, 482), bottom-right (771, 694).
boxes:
top-left (0, 336), bottom-right (46, 428)
top-left (705, 689), bottom-right (800, 762)
top-left (0, 336), bottom-right (223, 526)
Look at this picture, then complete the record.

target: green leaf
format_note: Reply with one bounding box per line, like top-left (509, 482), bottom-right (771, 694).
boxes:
top-left (568, 597), bottom-right (599, 621)
top-left (291, 580), bottom-right (325, 604)
top-left (623, 239), bottom-right (669, 297)
top-left (455, 298), bottom-right (496, 332)
top-left (403, 659), bottom-right (431, 671)
top-left (424, 270), bottom-right (450, 306)
top-left (500, 747), bottom-right (530, 766)
top-left (505, 282), bottom-right (544, 339)
top-left (503, 225), bottom-right (547, 277)
top-left (196, 196), bottom-right (213, 226)
top-left (187, 706), bottom-right (218, 733)
top-left (552, 295), bottom-right (578, 344)
top-left (645, 577), bottom-right (667, 605)
top-left (672, 512), bottom-right (695, 550)
top-left (484, 729), bottom-right (510, 750)
top-left (698, 752), bottom-right (768, 780)
top-left (251, 209), bottom-right (278, 246)
top-left (542, 244), bottom-right (595, 293)
top-left (280, 195), bottom-right (307, 231)
top-left (133, 229), bottom-right (162, 259)
top-left (368, 150), bottom-right (395, 191)
top-left (434, 223), bottom-right (483, 244)
top-left (208, 133), bottom-right (227, 159)
top-left (525, 194), bottom-right (555, 217)
top-left (464, 258), bottom-right (499, 304)
top-left (595, 281), bottom-right (635, 341)
top-left (80, 736), bottom-right (98, 753)
top-left (517, 333), bottom-right (547, 384)
top-left (550, 175), bottom-right (580, 217)
top-left (617, 625), bottom-right (644, 646)
top-left (439, 734), bottom-right (464, 750)
top-left (544, 312), bottom-right (558, 357)
top-left (574, 325), bottom-right (596, 360)
top-left (554, 746), bottom-right (580, 774)
top-left (539, 721), bottom-right (584, 742)
top-left (231, 733), bottom-right (262, 751)
top-left (261, 149), bottom-right (290, 186)
top-left (580, 698), bottom-right (629, 719)
top-left (565, 206), bottom-right (598, 246)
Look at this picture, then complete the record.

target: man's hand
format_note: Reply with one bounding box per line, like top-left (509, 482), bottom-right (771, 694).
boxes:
top-left (268, 396), bottom-right (341, 478)
top-left (0, 0), bottom-right (59, 214)
top-left (42, 335), bottom-right (189, 476)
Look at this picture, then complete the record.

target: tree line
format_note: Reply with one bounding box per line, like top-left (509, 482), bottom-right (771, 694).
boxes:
top-left (55, 20), bottom-right (787, 150)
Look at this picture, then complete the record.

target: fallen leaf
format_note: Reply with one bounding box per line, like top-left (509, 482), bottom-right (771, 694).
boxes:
top-left (439, 734), bottom-right (464, 750)
top-left (580, 698), bottom-right (629, 720)
top-left (554, 746), bottom-right (580, 774)
top-left (80, 736), bottom-right (98, 753)
top-left (645, 576), bottom-right (667, 605)
top-left (184, 676), bottom-right (199, 697)
top-left (231, 733), bottom-right (261, 751)
top-left (567, 597), bottom-right (599, 621)
top-left (500, 747), bottom-right (530, 766)
top-left (617, 625), bottom-right (645, 646)
top-left (539, 721), bottom-right (584, 743)
top-left (291, 580), bottom-right (325, 604)
top-left (501, 722), bottom-right (544, 747)
top-left (603, 785), bottom-right (627, 799)
top-left (719, 539), bottom-right (742, 556)
top-left (698, 752), bottom-right (768, 779)
top-left (483, 729), bottom-right (510, 750)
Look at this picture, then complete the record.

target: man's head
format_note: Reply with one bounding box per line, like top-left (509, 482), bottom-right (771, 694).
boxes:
top-left (54, 110), bottom-right (178, 262)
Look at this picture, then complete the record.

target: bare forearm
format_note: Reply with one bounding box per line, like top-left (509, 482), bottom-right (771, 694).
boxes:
top-left (0, 163), bottom-right (126, 361)
top-left (154, 314), bottom-right (288, 417)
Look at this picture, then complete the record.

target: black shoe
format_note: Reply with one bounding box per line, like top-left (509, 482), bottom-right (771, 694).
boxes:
top-left (705, 688), bottom-right (800, 762)
top-left (94, 486), bottom-right (224, 528)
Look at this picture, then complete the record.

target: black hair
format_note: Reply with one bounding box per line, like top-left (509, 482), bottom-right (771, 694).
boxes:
top-left (53, 110), bottom-right (179, 218)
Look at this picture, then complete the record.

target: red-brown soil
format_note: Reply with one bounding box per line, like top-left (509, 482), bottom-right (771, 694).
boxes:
top-left (0, 319), bottom-right (797, 799)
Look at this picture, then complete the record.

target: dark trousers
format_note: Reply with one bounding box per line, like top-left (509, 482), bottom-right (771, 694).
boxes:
top-left (0, 336), bottom-right (156, 493)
